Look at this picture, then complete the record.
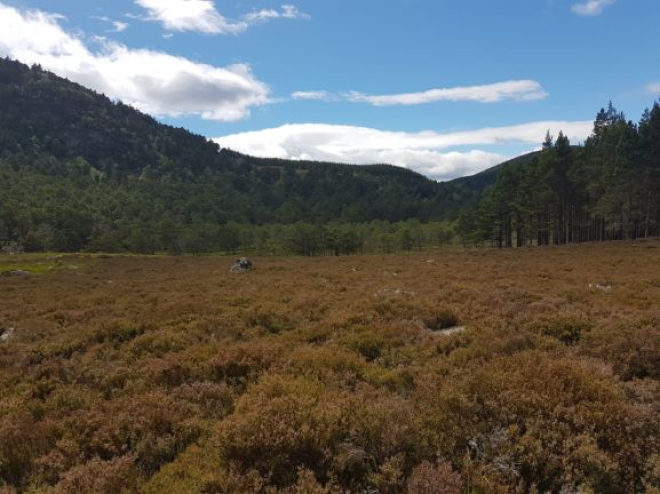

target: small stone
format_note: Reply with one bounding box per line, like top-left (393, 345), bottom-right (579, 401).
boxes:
top-left (436, 326), bottom-right (466, 336)
top-left (230, 257), bottom-right (253, 274)
top-left (0, 327), bottom-right (15, 342)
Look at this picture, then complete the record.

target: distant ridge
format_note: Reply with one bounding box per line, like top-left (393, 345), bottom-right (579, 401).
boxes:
top-left (451, 152), bottom-right (542, 191)
top-left (0, 56), bottom-right (512, 188)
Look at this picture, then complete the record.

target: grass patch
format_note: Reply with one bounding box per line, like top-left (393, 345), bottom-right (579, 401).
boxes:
top-left (0, 255), bottom-right (85, 275)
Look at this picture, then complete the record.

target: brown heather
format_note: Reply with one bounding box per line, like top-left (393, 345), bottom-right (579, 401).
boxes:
top-left (1, 242), bottom-right (660, 493)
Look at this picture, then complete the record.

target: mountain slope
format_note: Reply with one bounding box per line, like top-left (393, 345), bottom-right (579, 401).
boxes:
top-left (0, 58), bottom-right (506, 252)
top-left (450, 152), bottom-right (542, 192)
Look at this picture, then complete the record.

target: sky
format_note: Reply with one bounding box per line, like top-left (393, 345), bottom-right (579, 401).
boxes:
top-left (0, 0), bottom-right (659, 181)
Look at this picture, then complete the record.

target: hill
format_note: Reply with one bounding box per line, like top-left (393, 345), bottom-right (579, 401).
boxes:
top-left (0, 57), bottom-right (500, 253)
top-left (449, 152), bottom-right (541, 192)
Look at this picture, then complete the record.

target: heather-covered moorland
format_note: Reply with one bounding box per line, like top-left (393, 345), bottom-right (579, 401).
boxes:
top-left (1, 243), bottom-right (660, 493)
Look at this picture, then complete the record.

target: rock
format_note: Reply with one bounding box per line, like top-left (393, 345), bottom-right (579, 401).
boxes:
top-left (230, 257), bottom-right (253, 274)
top-left (416, 320), bottom-right (466, 336)
top-left (1, 245), bottom-right (23, 255)
top-left (0, 327), bottom-right (15, 342)
top-left (435, 325), bottom-right (466, 336)
top-left (1, 270), bottom-right (30, 277)
top-left (373, 287), bottom-right (416, 298)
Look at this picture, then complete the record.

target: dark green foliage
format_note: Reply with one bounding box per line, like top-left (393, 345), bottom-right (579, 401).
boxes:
top-left (8, 58), bottom-right (657, 255)
top-left (451, 151), bottom-right (540, 192)
top-left (462, 100), bottom-right (660, 246)
top-left (0, 58), bottom-right (484, 254)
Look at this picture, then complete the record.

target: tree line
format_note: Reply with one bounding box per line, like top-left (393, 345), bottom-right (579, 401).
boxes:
top-left (460, 100), bottom-right (660, 247)
top-left (0, 151), bottom-right (458, 255)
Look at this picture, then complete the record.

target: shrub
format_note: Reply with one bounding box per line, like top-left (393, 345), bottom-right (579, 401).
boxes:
top-left (406, 460), bottom-right (462, 494)
top-left (283, 469), bottom-right (341, 494)
top-left (217, 375), bottom-right (341, 486)
top-left (47, 455), bottom-right (138, 494)
top-left (536, 318), bottom-right (593, 345)
top-left (423, 310), bottom-right (459, 331)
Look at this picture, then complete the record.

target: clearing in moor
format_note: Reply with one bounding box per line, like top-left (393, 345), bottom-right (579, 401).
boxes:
top-left (1, 242), bottom-right (659, 493)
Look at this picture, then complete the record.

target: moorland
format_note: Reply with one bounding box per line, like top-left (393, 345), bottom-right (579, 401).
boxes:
top-left (1, 242), bottom-right (660, 493)
top-left (2, 55), bottom-right (660, 494)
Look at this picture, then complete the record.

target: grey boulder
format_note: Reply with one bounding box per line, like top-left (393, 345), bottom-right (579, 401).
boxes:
top-left (230, 257), bottom-right (253, 273)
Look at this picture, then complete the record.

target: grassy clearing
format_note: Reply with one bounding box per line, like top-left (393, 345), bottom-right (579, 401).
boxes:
top-left (0, 254), bottom-right (87, 276)
top-left (1, 242), bottom-right (660, 493)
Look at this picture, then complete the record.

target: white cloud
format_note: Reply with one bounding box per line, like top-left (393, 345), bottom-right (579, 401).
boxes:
top-left (214, 121), bottom-right (593, 181)
top-left (134, 0), bottom-right (308, 34)
top-left (571, 0), bottom-right (615, 16)
top-left (112, 21), bottom-right (129, 32)
top-left (647, 83), bottom-right (660, 95)
top-left (291, 91), bottom-right (334, 101)
top-left (0, 3), bottom-right (270, 121)
top-left (244, 5), bottom-right (309, 23)
top-left (346, 80), bottom-right (548, 106)
top-left (91, 15), bottom-right (129, 32)
top-left (135, 0), bottom-right (245, 33)
top-left (290, 81), bottom-right (548, 107)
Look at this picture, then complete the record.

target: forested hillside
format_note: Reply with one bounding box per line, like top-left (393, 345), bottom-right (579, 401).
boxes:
top-left (460, 102), bottom-right (660, 246)
top-left (0, 58), bottom-right (484, 254)
top-left (4, 57), bottom-right (656, 255)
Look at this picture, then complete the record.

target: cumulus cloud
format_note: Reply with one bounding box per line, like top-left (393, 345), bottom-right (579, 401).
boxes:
top-left (0, 3), bottom-right (270, 121)
top-left (571, 0), bottom-right (615, 16)
top-left (134, 0), bottom-right (308, 34)
top-left (647, 83), bottom-right (660, 95)
top-left (134, 0), bottom-right (244, 33)
top-left (214, 121), bottom-right (593, 181)
top-left (346, 80), bottom-right (548, 106)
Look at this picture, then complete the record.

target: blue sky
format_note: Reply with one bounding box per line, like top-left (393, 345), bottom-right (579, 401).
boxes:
top-left (1, 0), bottom-right (659, 180)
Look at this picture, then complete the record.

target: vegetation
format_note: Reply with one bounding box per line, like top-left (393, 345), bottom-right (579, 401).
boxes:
top-left (2, 55), bottom-right (660, 493)
top-left (0, 58), bottom-right (482, 255)
top-left (1, 243), bottom-right (660, 493)
top-left (3, 59), bottom-right (660, 255)
top-left (461, 101), bottom-right (660, 246)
